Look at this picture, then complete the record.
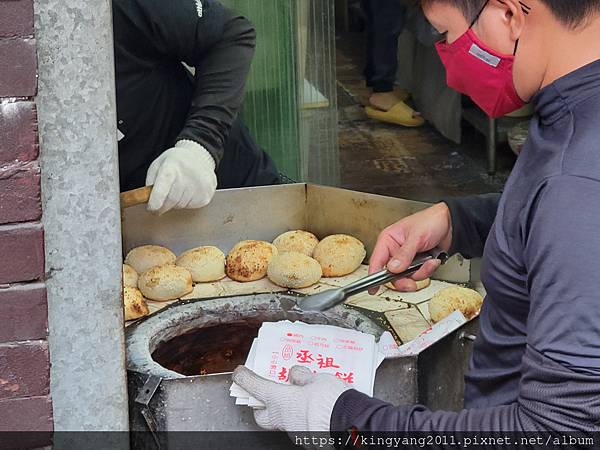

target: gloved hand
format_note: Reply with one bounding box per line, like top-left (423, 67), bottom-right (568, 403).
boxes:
top-left (145, 140), bottom-right (217, 215)
top-left (232, 365), bottom-right (350, 432)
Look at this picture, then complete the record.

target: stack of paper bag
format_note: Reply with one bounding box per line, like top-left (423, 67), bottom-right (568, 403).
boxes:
top-left (231, 321), bottom-right (386, 408)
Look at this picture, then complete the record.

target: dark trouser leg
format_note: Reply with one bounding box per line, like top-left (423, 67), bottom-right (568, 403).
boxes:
top-left (216, 116), bottom-right (281, 189)
top-left (361, 0), bottom-right (375, 86)
top-left (362, 0), bottom-right (407, 93)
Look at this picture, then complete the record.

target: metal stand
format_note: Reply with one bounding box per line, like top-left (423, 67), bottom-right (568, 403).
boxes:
top-left (462, 105), bottom-right (523, 175)
top-left (487, 117), bottom-right (497, 174)
top-left (335, 0), bottom-right (349, 31)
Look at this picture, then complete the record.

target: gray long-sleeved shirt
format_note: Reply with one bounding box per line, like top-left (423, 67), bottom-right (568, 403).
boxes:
top-left (331, 60), bottom-right (600, 433)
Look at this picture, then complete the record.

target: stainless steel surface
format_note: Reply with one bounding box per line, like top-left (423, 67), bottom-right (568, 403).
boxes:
top-left (126, 293), bottom-right (382, 380)
top-left (299, 287), bottom-right (346, 313)
top-left (121, 184), bottom-right (476, 283)
top-left (135, 375), bottom-right (162, 446)
top-left (126, 293), bottom-right (383, 437)
top-left (135, 375), bottom-right (162, 406)
top-left (416, 319), bottom-right (479, 410)
top-left (122, 184), bottom-right (481, 445)
top-left (300, 249), bottom-right (449, 311)
top-left (126, 293), bottom-right (480, 439)
top-left (122, 184), bottom-right (307, 256)
top-left (459, 331), bottom-right (477, 342)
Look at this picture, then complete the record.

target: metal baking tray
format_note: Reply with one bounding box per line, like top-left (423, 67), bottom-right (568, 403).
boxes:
top-left (122, 184), bottom-right (481, 437)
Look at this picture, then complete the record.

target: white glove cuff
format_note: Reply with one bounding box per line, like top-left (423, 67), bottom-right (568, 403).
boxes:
top-left (175, 139), bottom-right (216, 172)
top-left (309, 382), bottom-right (350, 432)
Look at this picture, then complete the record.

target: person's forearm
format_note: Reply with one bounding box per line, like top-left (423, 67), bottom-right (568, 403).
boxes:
top-left (331, 346), bottom-right (598, 434)
top-left (178, 12), bottom-right (256, 167)
top-left (442, 193), bottom-right (501, 259)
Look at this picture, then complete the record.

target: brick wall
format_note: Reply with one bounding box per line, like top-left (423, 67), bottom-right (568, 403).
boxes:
top-left (0, 0), bottom-right (53, 441)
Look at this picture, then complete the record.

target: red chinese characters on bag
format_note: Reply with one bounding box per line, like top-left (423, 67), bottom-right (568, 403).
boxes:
top-left (316, 354), bottom-right (340, 369)
top-left (269, 351), bottom-right (279, 377)
top-left (335, 371), bottom-right (355, 384)
top-left (296, 349), bottom-right (314, 364)
top-left (278, 367), bottom-right (289, 382)
top-left (285, 341), bottom-right (358, 386)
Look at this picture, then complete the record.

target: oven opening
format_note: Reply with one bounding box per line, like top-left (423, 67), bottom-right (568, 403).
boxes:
top-left (151, 319), bottom-right (264, 376)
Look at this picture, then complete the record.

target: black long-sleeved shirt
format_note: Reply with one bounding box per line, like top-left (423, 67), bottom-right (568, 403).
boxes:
top-left (112, 0), bottom-right (255, 191)
top-left (331, 60), bottom-right (600, 433)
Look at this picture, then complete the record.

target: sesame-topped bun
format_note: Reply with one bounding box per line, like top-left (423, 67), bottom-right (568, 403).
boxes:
top-left (386, 278), bottom-right (431, 292)
top-left (226, 240), bottom-right (278, 282)
top-left (429, 286), bottom-right (483, 323)
top-left (124, 245), bottom-right (176, 274)
top-left (123, 287), bottom-right (149, 321)
top-left (123, 264), bottom-right (139, 288)
top-left (272, 230), bottom-right (319, 256)
top-left (312, 234), bottom-right (366, 277)
top-left (138, 264), bottom-right (193, 302)
top-left (176, 246), bottom-right (226, 283)
top-left (267, 252), bottom-right (322, 289)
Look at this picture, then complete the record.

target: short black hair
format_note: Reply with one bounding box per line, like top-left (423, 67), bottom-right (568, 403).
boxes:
top-left (544, 0), bottom-right (600, 27)
top-left (419, 0), bottom-right (484, 22)
top-left (421, 0), bottom-right (600, 28)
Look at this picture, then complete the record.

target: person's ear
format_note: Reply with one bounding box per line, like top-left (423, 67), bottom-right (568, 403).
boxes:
top-left (495, 0), bottom-right (527, 40)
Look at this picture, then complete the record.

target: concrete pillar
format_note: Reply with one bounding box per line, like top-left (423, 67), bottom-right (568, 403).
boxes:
top-left (34, 0), bottom-right (128, 431)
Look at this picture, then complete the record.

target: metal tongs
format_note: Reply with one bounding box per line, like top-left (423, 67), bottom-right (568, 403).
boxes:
top-left (300, 248), bottom-right (449, 311)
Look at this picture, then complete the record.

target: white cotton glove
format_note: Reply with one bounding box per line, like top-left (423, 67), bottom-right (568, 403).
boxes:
top-left (145, 140), bottom-right (217, 215)
top-left (232, 365), bottom-right (350, 432)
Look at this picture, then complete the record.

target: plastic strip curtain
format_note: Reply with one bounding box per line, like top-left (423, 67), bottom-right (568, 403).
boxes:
top-left (298, 0), bottom-right (340, 185)
top-left (222, 0), bottom-right (339, 185)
